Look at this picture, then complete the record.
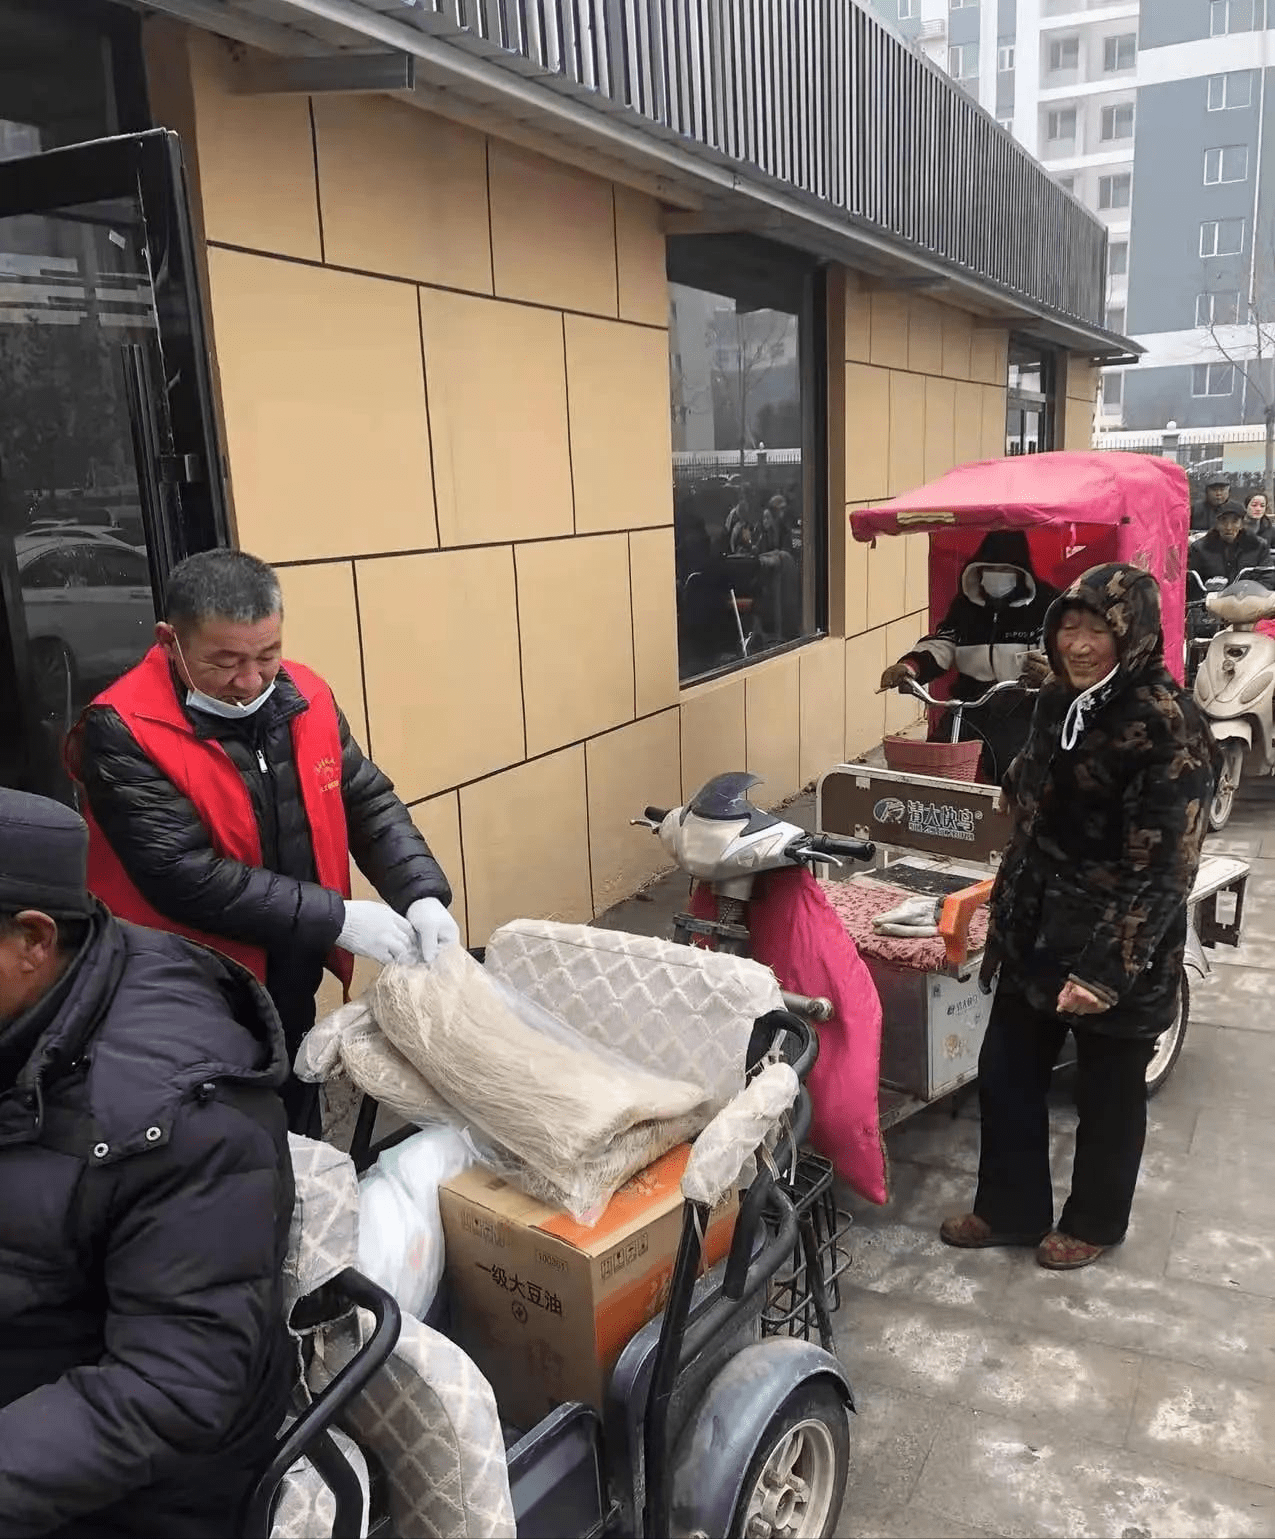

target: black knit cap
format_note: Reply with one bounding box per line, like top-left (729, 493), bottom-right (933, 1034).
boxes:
top-left (0, 788), bottom-right (92, 919)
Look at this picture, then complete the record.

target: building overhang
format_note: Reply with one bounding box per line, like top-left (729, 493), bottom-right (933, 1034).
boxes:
top-left (130, 0), bottom-right (1133, 358)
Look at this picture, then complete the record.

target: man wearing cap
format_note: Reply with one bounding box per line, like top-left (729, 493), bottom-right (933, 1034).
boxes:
top-left (0, 787), bottom-right (293, 1536)
top-left (1191, 475), bottom-right (1248, 533)
top-left (1189, 501), bottom-right (1271, 586)
top-left (67, 547), bottom-right (460, 1130)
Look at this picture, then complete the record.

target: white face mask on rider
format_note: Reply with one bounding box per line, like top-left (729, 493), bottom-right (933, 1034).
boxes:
top-left (980, 570), bottom-right (1019, 602)
top-left (174, 637), bottom-right (277, 720)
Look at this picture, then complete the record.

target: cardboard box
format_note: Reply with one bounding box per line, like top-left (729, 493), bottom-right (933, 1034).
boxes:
top-left (440, 1144), bottom-right (738, 1430)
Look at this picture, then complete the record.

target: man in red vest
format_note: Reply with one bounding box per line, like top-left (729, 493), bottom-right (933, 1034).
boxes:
top-left (67, 548), bottom-right (459, 1131)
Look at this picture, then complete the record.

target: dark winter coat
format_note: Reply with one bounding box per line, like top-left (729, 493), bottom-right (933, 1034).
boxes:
top-left (1188, 526), bottom-right (1272, 586)
top-left (1191, 495), bottom-right (1247, 533)
top-left (73, 666), bottom-right (451, 1049)
top-left (0, 909), bottom-right (293, 1536)
top-left (986, 564), bottom-right (1217, 1037)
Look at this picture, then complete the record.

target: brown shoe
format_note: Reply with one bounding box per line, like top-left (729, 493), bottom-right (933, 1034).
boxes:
top-left (1036, 1230), bottom-right (1107, 1270)
top-left (939, 1212), bottom-right (1050, 1249)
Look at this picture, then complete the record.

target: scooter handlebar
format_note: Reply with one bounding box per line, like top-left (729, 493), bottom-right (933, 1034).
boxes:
top-left (643, 805), bottom-right (671, 824)
top-left (805, 832), bottom-right (876, 863)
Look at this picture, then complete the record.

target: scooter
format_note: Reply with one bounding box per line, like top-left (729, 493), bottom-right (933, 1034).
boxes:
top-left (1192, 570), bottom-right (1275, 830)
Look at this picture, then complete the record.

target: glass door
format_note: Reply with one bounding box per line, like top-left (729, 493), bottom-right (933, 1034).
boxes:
top-left (0, 130), bottom-right (225, 801)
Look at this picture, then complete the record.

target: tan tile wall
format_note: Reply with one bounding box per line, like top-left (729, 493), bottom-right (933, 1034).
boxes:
top-left (167, 29), bottom-right (1069, 942)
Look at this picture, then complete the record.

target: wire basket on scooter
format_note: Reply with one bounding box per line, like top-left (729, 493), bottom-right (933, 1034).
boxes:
top-left (762, 1151), bottom-right (853, 1342)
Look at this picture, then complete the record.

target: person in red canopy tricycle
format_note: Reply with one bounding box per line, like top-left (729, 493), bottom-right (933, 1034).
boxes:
top-left (878, 529), bottom-right (1060, 783)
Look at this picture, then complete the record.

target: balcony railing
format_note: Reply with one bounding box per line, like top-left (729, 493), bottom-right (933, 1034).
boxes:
top-left (400, 0), bottom-right (1107, 329)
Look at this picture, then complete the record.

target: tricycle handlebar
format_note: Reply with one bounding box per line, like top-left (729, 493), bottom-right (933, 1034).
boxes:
top-left (900, 676), bottom-right (1029, 712)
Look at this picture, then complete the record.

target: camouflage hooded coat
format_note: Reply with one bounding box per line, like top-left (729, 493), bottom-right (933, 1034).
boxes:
top-left (987, 563), bottom-right (1218, 1037)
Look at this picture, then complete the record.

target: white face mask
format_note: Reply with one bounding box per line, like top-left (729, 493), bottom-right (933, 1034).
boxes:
top-left (174, 636), bottom-right (276, 720)
top-left (981, 570), bottom-right (1019, 601)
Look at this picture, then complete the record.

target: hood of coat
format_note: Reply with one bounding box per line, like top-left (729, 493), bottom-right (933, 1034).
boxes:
top-left (1044, 562), bottom-right (1164, 684)
top-left (960, 530), bottom-right (1039, 607)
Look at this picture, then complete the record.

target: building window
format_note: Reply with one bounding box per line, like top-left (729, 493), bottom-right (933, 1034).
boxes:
top-left (1204, 145), bottom-right (1249, 183)
top-left (1208, 70), bottom-right (1254, 110)
top-left (667, 235), bottom-right (826, 684)
top-left (949, 0), bottom-right (979, 9)
top-left (1100, 104), bottom-right (1135, 140)
top-left (997, 115), bottom-right (1014, 131)
top-left (1200, 218), bottom-right (1246, 256)
top-left (1057, 174), bottom-right (1076, 194)
top-left (948, 43), bottom-right (979, 78)
top-left (1192, 362), bottom-right (1236, 396)
top-left (1103, 34), bottom-right (1137, 71)
top-left (1047, 108), bottom-right (1077, 140)
top-left (898, 0), bottom-right (919, 19)
top-left (1049, 37), bottom-right (1080, 71)
top-left (1098, 173), bottom-right (1132, 210)
top-left (998, 44), bottom-right (1015, 70)
top-left (1197, 291), bottom-right (1242, 326)
top-left (1109, 240), bottom-right (1128, 277)
top-left (1103, 372), bottom-right (1124, 408)
top-left (1210, 0), bottom-right (1261, 33)
top-left (1106, 305), bottom-right (1126, 333)
top-left (1005, 340), bottom-right (1058, 456)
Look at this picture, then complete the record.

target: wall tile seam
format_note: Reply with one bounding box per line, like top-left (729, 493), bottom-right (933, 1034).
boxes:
top-left (845, 609), bottom-right (930, 643)
top-left (203, 237), bottom-right (670, 333)
top-left (268, 525), bottom-right (676, 570)
top-left (843, 355), bottom-right (1009, 387)
top-left (400, 702), bottom-right (683, 811)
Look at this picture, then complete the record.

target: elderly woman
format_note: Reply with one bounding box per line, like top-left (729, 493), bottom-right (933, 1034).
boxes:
top-left (941, 565), bottom-right (1217, 1269)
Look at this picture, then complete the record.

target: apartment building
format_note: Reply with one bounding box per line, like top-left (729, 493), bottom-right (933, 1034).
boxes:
top-left (873, 0), bottom-right (1275, 458)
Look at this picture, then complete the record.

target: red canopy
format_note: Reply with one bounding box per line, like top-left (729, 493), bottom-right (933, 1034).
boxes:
top-left (850, 451), bottom-right (1190, 683)
top-left (850, 451), bottom-right (1189, 541)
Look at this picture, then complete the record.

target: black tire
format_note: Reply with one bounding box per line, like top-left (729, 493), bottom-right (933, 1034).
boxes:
top-left (1146, 969), bottom-right (1190, 1097)
top-left (728, 1379), bottom-right (850, 1539)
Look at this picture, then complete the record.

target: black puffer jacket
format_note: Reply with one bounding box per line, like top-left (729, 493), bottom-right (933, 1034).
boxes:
top-left (0, 909), bottom-right (293, 1536)
top-left (1188, 526), bottom-right (1272, 586)
top-left (73, 666), bottom-right (451, 1046)
top-left (986, 564), bottom-right (1217, 1037)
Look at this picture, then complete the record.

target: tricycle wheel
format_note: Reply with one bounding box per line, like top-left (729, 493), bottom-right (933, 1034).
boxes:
top-left (1146, 969), bottom-right (1189, 1097)
top-left (1209, 742), bottom-right (1244, 831)
top-left (729, 1381), bottom-right (849, 1539)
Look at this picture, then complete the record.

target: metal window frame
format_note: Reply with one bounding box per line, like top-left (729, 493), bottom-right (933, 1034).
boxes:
top-left (1101, 104), bottom-right (1135, 140)
top-left (1103, 34), bottom-right (1136, 72)
top-left (1193, 362), bottom-right (1236, 397)
top-left (1049, 36), bottom-right (1080, 71)
top-left (1203, 144), bottom-right (1249, 183)
top-left (1098, 173), bottom-right (1131, 209)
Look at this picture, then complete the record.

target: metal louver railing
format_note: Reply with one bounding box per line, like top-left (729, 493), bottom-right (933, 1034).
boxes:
top-left (396, 0), bottom-right (1107, 328)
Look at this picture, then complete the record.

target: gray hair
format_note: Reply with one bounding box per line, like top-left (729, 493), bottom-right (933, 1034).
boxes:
top-left (164, 549), bottom-right (283, 632)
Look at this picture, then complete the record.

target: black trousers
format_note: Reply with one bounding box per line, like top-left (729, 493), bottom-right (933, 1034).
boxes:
top-left (973, 986), bottom-right (1157, 1246)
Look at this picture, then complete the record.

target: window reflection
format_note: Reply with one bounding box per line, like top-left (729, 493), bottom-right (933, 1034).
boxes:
top-left (667, 238), bottom-right (823, 682)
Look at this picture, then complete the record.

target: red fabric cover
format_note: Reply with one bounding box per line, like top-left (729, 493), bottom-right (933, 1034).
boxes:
top-left (849, 451), bottom-right (1190, 684)
top-left (1257, 619), bottom-right (1275, 641)
top-left (73, 645), bottom-right (353, 990)
top-left (817, 876), bottom-right (989, 971)
top-left (690, 868), bottom-right (888, 1204)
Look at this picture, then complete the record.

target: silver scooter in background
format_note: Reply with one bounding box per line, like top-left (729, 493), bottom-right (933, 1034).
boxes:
top-left (1193, 571), bottom-right (1275, 830)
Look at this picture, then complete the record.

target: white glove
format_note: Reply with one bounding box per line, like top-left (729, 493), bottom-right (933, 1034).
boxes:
top-left (336, 900), bottom-right (417, 964)
top-left (407, 897), bottom-right (461, 965)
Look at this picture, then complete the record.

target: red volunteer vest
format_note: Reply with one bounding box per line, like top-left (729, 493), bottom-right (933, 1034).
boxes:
top-left (71, 646), bottom-right (353, 990)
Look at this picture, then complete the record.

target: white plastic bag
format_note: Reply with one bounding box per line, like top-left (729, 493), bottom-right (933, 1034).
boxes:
top-left (681, 1063), bottom-right (800, 1208)
top-left (356, 1125), bottom-right (473, 1318)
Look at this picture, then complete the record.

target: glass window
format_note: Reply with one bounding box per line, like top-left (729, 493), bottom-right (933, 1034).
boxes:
top-left (1098, 173), bottom-right (1132, 209)
top-left (667, 236), bottom-right (826, 684)
top-left (1200, 218), bottom-right (1246, 256)
top-left (1049, 37), bottom-right (1080, 71)
top-left (1057, 174), bottom-right (1076, 194)
top-left (1197, 291), bottom-right (1242, 326)
top-left (1103, 34), bottom-right (1137, 71)
top-left (1005, 340), bottom-right (1057, 456)
top-left (898, 0), bottom-right (919, 18)
top-left (1192, 363), bottom-right (1236, 396)
top-left (1208, 70), bottom-right (1255, 110)
top-left (1047, 109), bottom-right (1077, 140)
top-left (949, 0), bottom-right (979, 9)
top-left (947, 43), bottom-right (979, 78)
top-left (1210, 0), bottom-right (1259, 32)
top-left (998, 45), bottom-right (1015, 70)
top-left (1106, 305), bottom-right (1126, 333)
top-left (1101, 104), bottom-right (1135, 140)
top-left (1102, 372), bottom-right (1123, 407)
top-left (1204, 145), bottom-right (1249, 183)
top-left (1109, 241), bottom-right (1128, 277)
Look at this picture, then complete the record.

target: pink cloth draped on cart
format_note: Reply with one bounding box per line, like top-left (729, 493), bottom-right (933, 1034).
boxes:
top-left (690, 868), bottom-right (888, 1205)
